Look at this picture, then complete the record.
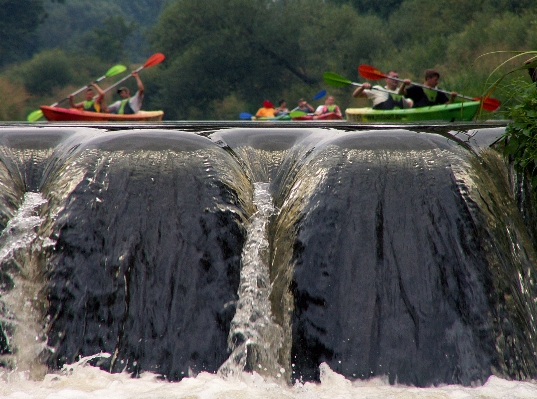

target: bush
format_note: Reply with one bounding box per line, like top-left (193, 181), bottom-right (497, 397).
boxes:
top-left (18, 49), bottom-right (74, 95)
top-left (0, 77), bottom-right (30, 121)
top-left (502, 82), bottom-right (537, 185)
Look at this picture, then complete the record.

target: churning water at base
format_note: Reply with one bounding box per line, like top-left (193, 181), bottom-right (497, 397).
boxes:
top-left (1, 122), bottom-right (537, 398)
top-left (2, 359), bottom-right (537, 398)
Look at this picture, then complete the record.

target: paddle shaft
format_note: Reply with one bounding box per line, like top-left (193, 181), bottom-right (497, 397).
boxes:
top-left (103, 68), bottom-right (143, 95)
top-left (103, 53), bottom-right (165, 95)
top-left (358, 66), bottom-right (474, 101)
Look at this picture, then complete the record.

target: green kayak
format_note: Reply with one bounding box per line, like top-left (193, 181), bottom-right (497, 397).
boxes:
top-left (253, 114), bottom-right (292, 121)
top-left (345, 101), bottom-right (481, 122)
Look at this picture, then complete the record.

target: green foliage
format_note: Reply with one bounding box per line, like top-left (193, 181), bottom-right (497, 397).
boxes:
top-left (0, 0), bottom-right (65, 66)
top-left (1, 0), bottom-right (537, 120)
top-left (17, 49), bottom-right (74, 95)
top-left (327, 0), bottom-right (404, 19)
top-left (502, 83), bottom-right (537, 185)
top-left (35, 0), bottom-right (168, 63)
top-left (147, 0), bottom-right (390, 119)
top-left (80, 16), bottom-right (138, 62)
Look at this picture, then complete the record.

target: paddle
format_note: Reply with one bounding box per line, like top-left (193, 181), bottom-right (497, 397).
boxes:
top-left (26, 64), bottom-right (127, 122)
top-left (358, 65), bottom-right (501, 111)
top-left (312, 89), bottom-right (327, 100)
top-left (101, 53), bottom-right (165, 95)
top-left (239, 112), bottom-right (254, 120)
top-left (323, 72), bottom-right (364, 88)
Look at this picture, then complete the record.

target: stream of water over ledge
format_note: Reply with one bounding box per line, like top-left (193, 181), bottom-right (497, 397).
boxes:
top-left (1, 120), bottom-right (537, 398)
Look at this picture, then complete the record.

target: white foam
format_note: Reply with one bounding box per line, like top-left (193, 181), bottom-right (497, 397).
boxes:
top-left (1, 360), bottom-right (537, 399)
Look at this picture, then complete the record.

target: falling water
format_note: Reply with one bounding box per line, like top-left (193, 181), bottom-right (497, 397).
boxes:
top-left (0, 192), bottom-right (54, 378)
top-left (218, 182), bottom-right (285, 380)
top-left (0, 122), bottom-right (537, 398)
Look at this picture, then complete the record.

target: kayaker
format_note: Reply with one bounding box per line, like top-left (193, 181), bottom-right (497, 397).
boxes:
top-left (274, 99), bottom-right (289, 116)
top-left (314, 95), bottom-right (342, 118)
top-left (296, 98), bottom-right (314, 113)
top-left (69, 82), bottom-right (105, 112)
top-left (106, 70), bottom-right (144, 114)
top-left (399, 69), bottom-right (457, 108)
top-left (256, 100), bottom-right (276, 117)
top-left (352, 70), bottom-right (413, 109)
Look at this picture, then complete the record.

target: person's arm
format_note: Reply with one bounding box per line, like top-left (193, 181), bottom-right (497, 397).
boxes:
top-left (68, 95), bottom-right (83, 110)
top-left (306, 103), bottom-right (314, 112)
top-left (107, 101), bottom-right (120, 114)
top-left (398, 79), bottom-right (411, 95)
top-left (335, 106), bottom-right (342, 117)
top-left (132, 71), bottom-right (144, 96)
top-left (352, 82), bottom-right (371, 98)
top-left (447, 92), bottom-right (457, 104)
top-left (91, 82), bottom-right (107, 111)
top-left (92, 82), bottom-right (105, 101)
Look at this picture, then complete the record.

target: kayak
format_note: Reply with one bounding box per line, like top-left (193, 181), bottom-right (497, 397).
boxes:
top-left (253, 114), bottom-right (292, 121)
top-left (345, 101), bottom-right (481, 122)
top-left (292, 112), bottom-right (343, 121)
top-left (40, 106), bottom-right (164, 122)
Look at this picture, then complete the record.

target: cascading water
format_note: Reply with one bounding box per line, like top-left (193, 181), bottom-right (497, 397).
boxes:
top-left (0, 192), bottom-right (52, 378)
top-left (1, 122), bottom-right (537, 398)
top-left (218, 182), bottom-right (285, 380)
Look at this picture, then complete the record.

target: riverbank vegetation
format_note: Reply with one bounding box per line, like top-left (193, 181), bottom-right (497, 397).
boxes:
top-left (0, 0), bottom-right (535, 120)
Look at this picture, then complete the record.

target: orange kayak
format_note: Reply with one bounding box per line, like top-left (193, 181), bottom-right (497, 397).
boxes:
top-left (40, 106), bottom-right (164, 122)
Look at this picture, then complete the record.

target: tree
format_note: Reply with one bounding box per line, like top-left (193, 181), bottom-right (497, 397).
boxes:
top-left (0, 0), bottom-right (64, 67)
top-left (148, 0), bottom-right (387, 119)
top-left (18, 49), bottom-right (74, 95)
top-left (81, 16), bottom-right (138, 63)
top-left (328, 0), bottom-right (404, 19)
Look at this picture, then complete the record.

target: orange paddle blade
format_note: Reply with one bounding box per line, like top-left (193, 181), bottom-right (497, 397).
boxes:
top-left (144, 53), bottom-right (165, 68)
top-left (358, 65), bottom-right (386, 80)
top-left (474, 97), bottom-right (501, 112)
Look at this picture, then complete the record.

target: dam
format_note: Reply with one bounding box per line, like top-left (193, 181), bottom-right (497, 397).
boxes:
top-left (1, 120), bottom-right (536, 388)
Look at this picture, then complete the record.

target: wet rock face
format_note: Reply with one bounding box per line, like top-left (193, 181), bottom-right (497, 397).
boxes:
top-left (2, 124), bottom-right (537, 387)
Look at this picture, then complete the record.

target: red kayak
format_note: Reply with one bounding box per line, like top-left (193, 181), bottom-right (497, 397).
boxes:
top-left (292, 112), bottom-right (343, 121)
top-left (40, 106), bottom-right (164, 122)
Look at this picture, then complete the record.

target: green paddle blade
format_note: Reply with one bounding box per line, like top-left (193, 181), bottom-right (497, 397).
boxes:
top-left (323, 72), bottom-right (352, 87)
top-left (289, 110), bottom-right (308, 118)
top-left (105, 64), bottom-right (127, 78)
top-left (27, 109), bottom-right (44, 122)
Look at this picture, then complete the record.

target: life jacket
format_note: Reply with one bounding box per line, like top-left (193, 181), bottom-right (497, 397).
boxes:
top-left (373, 93), bottom-right (405, 110)
top-left (118, 99), bottom-right (135, 115)
top-left (423, 88), bottom-right (438, 104)
top-left (320, 105), bottom-right (339, 114)
top-left (83, 100), bottom-right (100, 112)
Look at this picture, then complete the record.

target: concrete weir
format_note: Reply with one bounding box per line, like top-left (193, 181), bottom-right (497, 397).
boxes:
top-left (1, 120), bottom-right (537, 387)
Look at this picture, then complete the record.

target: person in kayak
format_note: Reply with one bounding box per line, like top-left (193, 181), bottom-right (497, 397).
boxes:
top-left (106, 71), bottom-right (144, 114)
top-left (296, 98), bottom-right (315, 113)
top-left (256, 100), bottom-right (276, 117)
top-left (274, 99), bottom-right (289, 116)
top-left (352, 70), bottom-right (413, 110)
top-left (314, 95), bottom-right (342, 118)
top-left (399, 69), bottom-right (457, 108)
top-left (69, 82), bottom-right (105, 112)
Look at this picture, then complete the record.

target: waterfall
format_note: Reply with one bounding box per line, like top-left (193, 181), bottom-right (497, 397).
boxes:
top-left (1, 123), bottom-right (537, 389)
top-left (0, 192), bottom-right (54, 378)
top-left (218, 182), bottom-right (285, 380)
